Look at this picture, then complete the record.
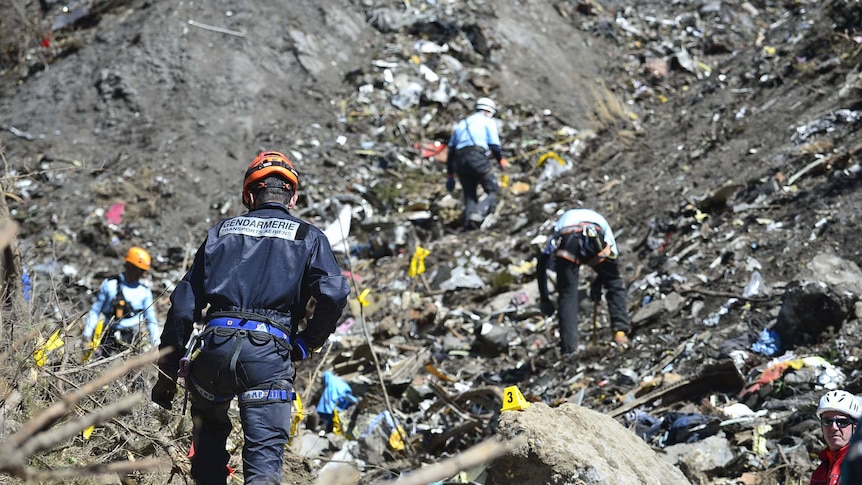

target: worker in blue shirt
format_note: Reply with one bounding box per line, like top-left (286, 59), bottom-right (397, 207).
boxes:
top-left (446, 97), bottom-right (508, 230)
top-left (82, 246), bottom-right (159, 356)
top-left (152, 150), bottom-right (350, 485)
top-left (536, 208), bottom-right (631, 355)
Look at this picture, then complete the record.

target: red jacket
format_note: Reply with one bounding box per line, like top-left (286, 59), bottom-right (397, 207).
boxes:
top-left (810, 446), bottom-right (849, 485)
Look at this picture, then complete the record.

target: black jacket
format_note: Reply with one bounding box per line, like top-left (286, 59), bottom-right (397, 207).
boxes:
top-left (158, 202), bottom-right (350, 377)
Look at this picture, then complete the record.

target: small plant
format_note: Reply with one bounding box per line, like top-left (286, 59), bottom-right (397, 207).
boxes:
top-left (489, 270), bottom-right (515, 289)
top-left (0, 2), bottom-right (44, 75)
top-left (586, 80), bottom-right (630, 132)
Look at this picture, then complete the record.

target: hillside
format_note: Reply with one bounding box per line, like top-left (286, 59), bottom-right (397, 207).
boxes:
top-left (2, 0), bottom-right (862, 483)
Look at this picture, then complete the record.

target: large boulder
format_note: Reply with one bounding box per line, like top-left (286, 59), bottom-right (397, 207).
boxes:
top-left (796, 253), bottom-right (862, 295)
top-left (772, 253), bottom-right (862, 350)
top-left (488, 402), bottom-right (692, 485)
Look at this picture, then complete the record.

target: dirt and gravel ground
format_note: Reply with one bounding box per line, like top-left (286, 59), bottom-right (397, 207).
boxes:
top-left (2, 0), bottom-right (862, 483)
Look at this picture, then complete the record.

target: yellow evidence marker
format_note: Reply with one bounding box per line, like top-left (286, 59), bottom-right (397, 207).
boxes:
top-left (501, 385), bottom-right (531, 412)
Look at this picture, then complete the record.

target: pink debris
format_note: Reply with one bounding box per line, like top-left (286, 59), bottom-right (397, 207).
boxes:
top-left (106, 202), bottom-right (125, 225)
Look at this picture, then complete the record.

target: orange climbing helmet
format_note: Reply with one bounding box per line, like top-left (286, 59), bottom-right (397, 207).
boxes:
top-left (125, 246), bottom-right (151, 271)
top-left (242, 150), bottom-right (299, 208)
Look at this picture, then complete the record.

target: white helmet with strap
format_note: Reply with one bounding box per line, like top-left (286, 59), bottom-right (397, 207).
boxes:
top-left (817, 390), bottom-right (862, 419)
top-left (475, 97), bottom-right (497, 115)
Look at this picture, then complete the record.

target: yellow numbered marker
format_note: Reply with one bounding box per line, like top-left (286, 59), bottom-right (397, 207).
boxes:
top-left (357, 288), bottom-right (371, 307)
top-left (332, 408), bottom-right (343, 435)
top-left (82, 318), bottom-right (105, 362)
top-left (536, 151), bottom-right (566, 169)
top-left (34, 328), bottom-right (65, 367)
top-left (288, 392), bottom-right (304, 445)
top-left (389, 424), bottom-right (407, 451)
top-left (501, 385), bottom-right (531, 412)
top-left (408, 246), bottom-right (430, 278)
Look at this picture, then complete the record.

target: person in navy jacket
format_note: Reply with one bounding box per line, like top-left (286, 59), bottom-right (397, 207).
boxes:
top-left (152, 150), bottom-right (349, 484)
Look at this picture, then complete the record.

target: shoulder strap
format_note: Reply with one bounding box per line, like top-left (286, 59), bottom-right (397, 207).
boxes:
top-left (108, 276), bottom-right (122, 303)
top-left (110, 275), bottom-right (141, 319)
top-left (295, 220), bottom-right (311, 240)
top-left (464, 117), bottom-right (479, 147)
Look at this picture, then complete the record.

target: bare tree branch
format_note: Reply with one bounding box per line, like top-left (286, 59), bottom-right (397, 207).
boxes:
top-left (0, 220), bottom-right (18, 252)
top-left (364, 435), bottom-right (527, 485)
top-left (6, 350), bottom-right (157, 447)
top-left (0, 350), bottom-right (162, 480)
top-left (26, 458), bottom-right (162, 482)
top-left (17, 393), bottom-right (142, 458)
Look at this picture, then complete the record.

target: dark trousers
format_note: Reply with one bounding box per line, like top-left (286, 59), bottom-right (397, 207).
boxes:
top-left (556, 257), bottom-right (630, 354)
top-left (188, 330), bottom-right (294, 484)
top-left (455, 149), bottom-right (499, 229)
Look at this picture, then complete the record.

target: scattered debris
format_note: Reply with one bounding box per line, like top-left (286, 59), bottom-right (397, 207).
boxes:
top-left (5, 0), bottom-right (862, 483)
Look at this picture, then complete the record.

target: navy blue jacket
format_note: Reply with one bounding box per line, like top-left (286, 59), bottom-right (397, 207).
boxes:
top-left (158, 202), bottom-right (350, 377)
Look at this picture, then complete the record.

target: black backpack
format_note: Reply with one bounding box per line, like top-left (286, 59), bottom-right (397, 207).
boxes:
top-left (109, 276), bottom-right (141, 321)
top-left (554, 223), bottom-right (611, 267)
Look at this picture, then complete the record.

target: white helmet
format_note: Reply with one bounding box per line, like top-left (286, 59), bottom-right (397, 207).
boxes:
top-left (817, 390), bottom-right (862, 419)
top-left (475, 97), bottom-right (497, 115)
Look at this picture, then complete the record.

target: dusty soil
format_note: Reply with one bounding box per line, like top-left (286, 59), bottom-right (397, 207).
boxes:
top-left (2, 0), bottom-right (862, 483)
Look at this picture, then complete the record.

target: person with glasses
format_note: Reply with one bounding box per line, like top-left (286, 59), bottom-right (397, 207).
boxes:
top-left (811, 390), bottom-right (861, 485)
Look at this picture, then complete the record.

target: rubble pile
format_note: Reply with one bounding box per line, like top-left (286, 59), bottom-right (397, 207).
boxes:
top-left (3, 0), bottom-right (862, 483)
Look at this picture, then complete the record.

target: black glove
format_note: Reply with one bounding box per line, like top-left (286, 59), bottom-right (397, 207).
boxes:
top-left (291, 337), bottom-right (310, 362)
top-left (539, 299), bottom-right (555, 316)
top-left (590, 279), bottom-right (603, 302)
top-left (151, 376), bottom-right (177, 410)
top-left (445, 177), bottom-right (455, 193)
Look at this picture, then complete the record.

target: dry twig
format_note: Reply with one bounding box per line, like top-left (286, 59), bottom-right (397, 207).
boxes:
top-left (368, 435), bottom-right (527, 485)
top-left (0, 351), bottom-right (160, 480)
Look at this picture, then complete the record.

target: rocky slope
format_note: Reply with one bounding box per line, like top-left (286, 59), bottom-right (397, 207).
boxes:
top-left (2, 0), bottom-right (862, 483)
